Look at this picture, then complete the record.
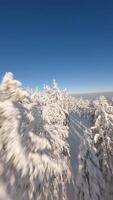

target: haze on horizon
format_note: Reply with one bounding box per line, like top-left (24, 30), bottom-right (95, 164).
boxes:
top-left (0, 0), bottom-right (113, 93)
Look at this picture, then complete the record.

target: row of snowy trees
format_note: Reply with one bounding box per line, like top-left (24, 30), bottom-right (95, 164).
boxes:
top-left (0, 72), bottom-right (113, 200)
top-left (0, 73), bottom-right (74, 200)
top-left (75, 96), bottom-right (113, 200)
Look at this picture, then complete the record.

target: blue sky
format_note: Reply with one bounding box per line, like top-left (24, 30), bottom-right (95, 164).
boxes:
top-left (0, 0), bottom-right (113, 93)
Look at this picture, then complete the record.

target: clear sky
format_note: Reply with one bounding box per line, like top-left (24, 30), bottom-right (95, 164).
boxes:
top-left (0, 0), bottom-right (113, 93)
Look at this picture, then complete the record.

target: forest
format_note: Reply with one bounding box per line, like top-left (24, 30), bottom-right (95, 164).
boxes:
top-left (0, 72), bottom-right (113, 200)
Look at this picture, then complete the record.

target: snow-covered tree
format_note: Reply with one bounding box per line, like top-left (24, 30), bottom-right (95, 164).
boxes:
top-left (76, 96), bottom-right (113, 200)
top-left (0, 73), bottom-right (73, 200)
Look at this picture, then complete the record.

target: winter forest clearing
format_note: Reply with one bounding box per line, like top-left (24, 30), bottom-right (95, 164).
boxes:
top-left (0, 72), bottom-right (113, 200)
